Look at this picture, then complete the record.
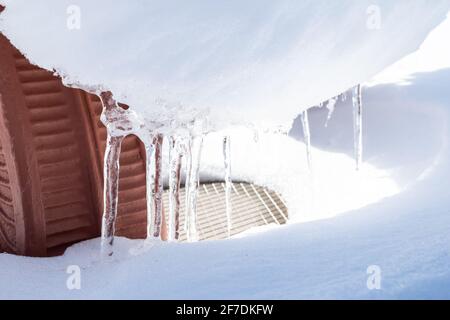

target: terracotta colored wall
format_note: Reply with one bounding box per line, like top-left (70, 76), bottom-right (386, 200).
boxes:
top-left (0, 34), bottom-right (148, 256)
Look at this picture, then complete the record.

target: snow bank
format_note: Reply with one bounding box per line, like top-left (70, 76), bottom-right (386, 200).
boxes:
top-left (3, 62), bottom-right (450, 299)
top-left (370, 12), bottom-right (450, 86)
top-left (2, 13), bottom-right (450, 297)
top-left (1, 0), bottom-right (449, 131)
top-left (198, 130), bottom-right (400, 222)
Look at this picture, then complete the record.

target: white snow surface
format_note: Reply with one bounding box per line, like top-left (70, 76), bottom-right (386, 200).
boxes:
top-left (1, 3), bottom-right (450, 299)
top-left (1, 0), bottom-right (449, 131)
top-left (370, 12), bottom-right (450, 86)
top-left (2, 39), bottom-right (450, 299)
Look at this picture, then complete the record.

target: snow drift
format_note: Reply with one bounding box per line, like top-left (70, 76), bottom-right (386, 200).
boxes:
top-left (2, 65), bottom-right (450, 298)
top-left (1, 0), bottom-right (449, 131)
top-left (1, 2), bottom-right (450, 299)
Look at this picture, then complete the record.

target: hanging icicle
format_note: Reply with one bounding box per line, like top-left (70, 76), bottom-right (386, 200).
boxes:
top-left (99, 92), bottom-right (130, 257)
top-left (100, 134), bottom-right (124, 257)
top-left (352, 84), bottom-right (363, 170)
top-left (183, 137), bottom-right (192, 233)
top-left (184, 135), bottom-right (204, 242)
top-left (300, 110), bottom-right (312, 170)
top-left (325, 97), bottom-right (338, 127)
top-left (147, 134), bottom-right (164, 239)
top-left (223, 136), bottom-right (232, 237)
top-left (168, 136), bottom-right (182, 241)
top-left (99, 91), bottom-right (149, 257)
top-left (144, 135), bottom-right (155, 239)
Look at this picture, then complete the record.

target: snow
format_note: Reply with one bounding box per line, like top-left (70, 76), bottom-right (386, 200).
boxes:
top-left (199, 129), bottom-right (399, 223)
top-left (1, 2), bottom-right (450, 299)
top-left (2, 61), bottom-right (450, 298)
top-left (1, 0), bottom-right (449, 131)
top-left (370, 12), bottom-right (450, 86)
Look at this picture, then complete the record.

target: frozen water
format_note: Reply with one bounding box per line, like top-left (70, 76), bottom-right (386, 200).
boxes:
top-left (184, 136), bottom-right (204, 242)
top-left (168, 137), bottom-right (183, 241)
top-left (149, 134), bottom-right (164, 238)
top-left (300, 110), bottom-right (312, 170)
top-left (100, 134), bottom-right (123, 257)
top-left (325, 97), bottom-right (338, 127)
top-left (98, 92), bottom-right (137, 257)
top-left (352, 85), bottom-right (363, 170)
top-left (223, 136), bottom-right (232, 237)
top-left (143, 135), bottom-right (156, 239)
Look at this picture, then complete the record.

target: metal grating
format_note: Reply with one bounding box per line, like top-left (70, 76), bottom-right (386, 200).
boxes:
top-left (162, 182), bottom-right (288, 241)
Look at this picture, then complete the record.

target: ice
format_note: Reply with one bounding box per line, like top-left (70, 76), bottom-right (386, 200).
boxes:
top-left (100, 135), bottom-right (124, 257)
top-left (141, 132), bottom-right (164, 241)
top-left (184, 135), bottom-right (204, 242)
top-left (223, 136), bottom-right (232, 237)
top-left (97, 89), bottom-right (212, 253)
top-left (98, 92), bottom-right (168, 255)
top-left (1, 0), bottom-right (448, 131)
top-left (98, 92), bottom-right (144, 257)
top-left (143, 135), bottom-right (156, 239)
top-left (300, 110), bottom-right (312, 170)
top-left (325, 97), bottom-right (338, 127)
top-left (352, 85), bottom-right (363, 170)
top-left (168, 136), bottom-right (182, 241)
top-left (148, 134), bottom-right (164, 239)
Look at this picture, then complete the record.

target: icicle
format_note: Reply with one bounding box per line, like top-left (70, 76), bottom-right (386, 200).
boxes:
top-left (300, 110), bottom-right (312, 170)
top-left (183, 138), bottom-right (192, 233)
top-left (184, 135), bottom-right (204, 242)
top-left (143, 134), bottom-right (155, 239)
top-left (100, 134), bottom-right (124, 257)
top-left (223, 136), bottom-right (232, 237)
top-left (341, 91), bottom-right (348, 102)
top-left (168, 136), bottom-right (182, 241)
top-left (325, 97), bottom-right (338, 127)
top-left (146, 134), bottom-right (164, 239)
top-left (98, 91), bottom-right (130, 257)
top-left (352, 84), bottom-right (363, 170)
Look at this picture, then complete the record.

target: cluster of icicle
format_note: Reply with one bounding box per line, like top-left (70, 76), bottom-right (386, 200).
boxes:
top-left (98, 92), bottom-right (233, 257)
top-left (300, 84), bottom-right (363, 172)
top-left (99, 84), bottom-right (363, 257)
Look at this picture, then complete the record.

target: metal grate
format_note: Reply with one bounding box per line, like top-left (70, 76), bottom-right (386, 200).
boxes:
top-left (162, 182), bottom-right (288, 241)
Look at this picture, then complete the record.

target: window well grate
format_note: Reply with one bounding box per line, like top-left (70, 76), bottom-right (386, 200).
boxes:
top-left (162, 182), bottom-right (288, 241)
